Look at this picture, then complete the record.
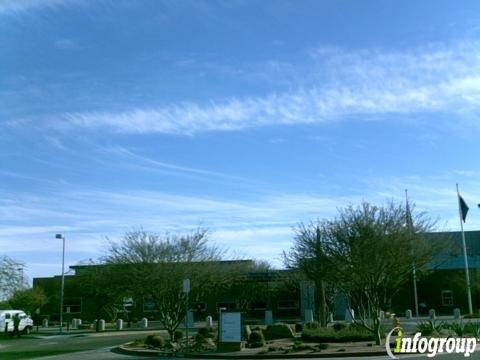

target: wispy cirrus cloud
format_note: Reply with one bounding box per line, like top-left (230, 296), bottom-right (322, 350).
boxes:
top-left (45, 41), bottom-right (480, 135)
top-left (0, 0), bottom-right (78, 15)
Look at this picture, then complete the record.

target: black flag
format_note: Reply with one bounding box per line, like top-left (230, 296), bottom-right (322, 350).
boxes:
top-left (459, 194), bottom-right (469, 222)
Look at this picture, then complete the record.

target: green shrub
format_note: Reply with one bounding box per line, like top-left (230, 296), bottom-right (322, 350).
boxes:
top-left (332, 322), bottom-right (347, 331)
top-left (464, 313), bottom-right (480, 319)
top-left (248, 331), bottom-right (266, 348)
top-left (295, 323), bottom-right (303, 332)
top-left (317, 343), bottom-right (328, 350)
top-left (305, 321), bottom-right (320, 329)
top-left (197, 326), bottom-right (216, 338)
top-left (264, 323), bottom-right (295, 340)
top-left (174, 329), bottom-right (184, 341)
top-left (417, 320), bottom-right (443, 336)
top-left (301, 326), bottom-right (375, 342)
top-left (145, 334), bottom-right (166, 348)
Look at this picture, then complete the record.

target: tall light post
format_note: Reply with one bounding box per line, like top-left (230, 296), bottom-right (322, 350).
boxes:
top-left (56, 234), bottom-right (66, 334)
top-left (17, 267), bottom-right (24, 290)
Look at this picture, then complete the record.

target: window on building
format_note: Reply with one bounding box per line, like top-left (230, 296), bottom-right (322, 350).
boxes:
top-left (250, 301), bottom-right (267, 310)
top-left (216, 302), bottom-right (235, 311)
top-left (277, 300), bottom-right (299, 309)
top-left (441, 290), bottom-right (453, 306)
top-left (143, 296), bottom-right (158, 312)
top-left (63, 298), bottom-right (82, 313)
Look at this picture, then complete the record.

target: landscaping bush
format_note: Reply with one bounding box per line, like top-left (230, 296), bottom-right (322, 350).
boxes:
top-left (145, 334), bottom-right (166, 348)
top-left (174, 329), bottom-right (184, 341)
top-left (465, 322), bottom-right (480, 337)
top-left (332, 322), bottom-right (347, 332)
top-left (248, 330), bottom-right (266, 348)
top-left (295, 322), bottom-right (303, 333)
top-left (305, 321), bottom-right (320, 329)
top-left (417, 320), bottom-right (444, 336)
top-left (197, 326), bottom-right (215, 338)
top-left (301, 326), bottom-right (375, 342)
top-left (264, 323), bottom-right (295, 340)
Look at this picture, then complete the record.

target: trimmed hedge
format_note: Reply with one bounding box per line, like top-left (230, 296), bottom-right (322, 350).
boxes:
top-left (302, 326), bottom-right (375, 343)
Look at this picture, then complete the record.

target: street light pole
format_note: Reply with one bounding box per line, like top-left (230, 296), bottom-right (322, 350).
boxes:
top-left (56, 234), bottom-right (65, 334)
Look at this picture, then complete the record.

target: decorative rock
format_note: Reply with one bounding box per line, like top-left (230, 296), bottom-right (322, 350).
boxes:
top-left (265, 310), bottom-right (273, 325)
top-left (405, 309), bottom-right (412, 319)
top-left (140, 317), bottom-right (148, 329)
top-left (345, 309), bottom-right (355, 323)
top-left (454, 308), bottom-right (461, 320)
top-left (116, 319), bottom-right (123, 330)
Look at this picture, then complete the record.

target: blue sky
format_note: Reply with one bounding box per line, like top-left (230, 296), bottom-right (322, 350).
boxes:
top-left (2, 0), bottom-right (480, 281)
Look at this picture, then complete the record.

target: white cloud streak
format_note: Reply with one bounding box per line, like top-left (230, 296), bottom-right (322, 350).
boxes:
top-left (53, 41), bottom-right (480, 134)
top-left (0, 0), bottom-right (77, 15)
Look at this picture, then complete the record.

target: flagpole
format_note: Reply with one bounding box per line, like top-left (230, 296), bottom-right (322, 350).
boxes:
top-left (406, 189), bottom-right (419, 318)
top-left (457, 183), bottom-right (473, 315)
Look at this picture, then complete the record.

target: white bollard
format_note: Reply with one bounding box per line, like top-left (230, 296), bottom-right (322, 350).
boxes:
top-left (98, 319), bottom-right (105, 331)
top-left (71, 318), bottom-right (77, 328)
top-left (140, 317), bottom-right (148, 329)
top-left (405, 309), bottom-right (412, 319)
top-left (345, 309), bottom-right (355, 323)
top-left (454, 308), bottom-right (461, 320)
top-left (304, 309), bottom-right (314, 323)
top-left (42, 318), bottom-right (48, 328)
top-left (328, 313), bottom-right (334, 323)
top-left (379, 311), bottom-right (385, 320)
top-left (77, 319), bottom-right (82, 326)
top-left (429, 309), bottom-right (436, 320)
top-left (206, 316), bottom-right (213, 327)
top-left (116, 319), bottom-right (123, 330)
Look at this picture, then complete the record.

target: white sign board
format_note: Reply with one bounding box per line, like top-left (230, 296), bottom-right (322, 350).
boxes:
top-left (220, 312), bottom-right (241, 342)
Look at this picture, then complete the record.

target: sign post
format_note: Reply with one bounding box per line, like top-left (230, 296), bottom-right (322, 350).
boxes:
top-left (218, 311), bottom-right (242, 351)
top-left (183, 278), bottom-right (190, 352)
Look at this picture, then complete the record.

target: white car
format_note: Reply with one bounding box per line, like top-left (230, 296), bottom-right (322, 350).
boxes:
top-left (0, 310), bottom-right (34, 334)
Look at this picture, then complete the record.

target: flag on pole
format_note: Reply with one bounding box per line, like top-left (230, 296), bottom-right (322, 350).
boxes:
top-left (459, 194), bottom-right (469, 222)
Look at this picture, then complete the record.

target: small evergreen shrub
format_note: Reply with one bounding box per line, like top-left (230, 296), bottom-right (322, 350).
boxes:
top-left (145, 334), bottom-right (166, 348)
top-left (197, 326), bottom-right (215, 338)
top-left (264, 323), bottom-right (295, 340)
top-left (174, 329), bottom-right (184, 341)
top-left (248, 330), bottom-right (266, 348)
top-left (295, 323), bottom-right (303, 332)
top-left (333, 322), bottom-right (347, 331)
top-left (305, 321), bottom-right (320, 329)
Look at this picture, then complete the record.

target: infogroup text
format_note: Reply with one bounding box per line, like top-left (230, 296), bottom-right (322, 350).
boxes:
top-left (386, 327), bottom-right (477, 358)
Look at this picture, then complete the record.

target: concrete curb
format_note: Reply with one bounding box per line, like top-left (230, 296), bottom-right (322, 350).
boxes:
top-left (115, 344), bottom-right (387, 358)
